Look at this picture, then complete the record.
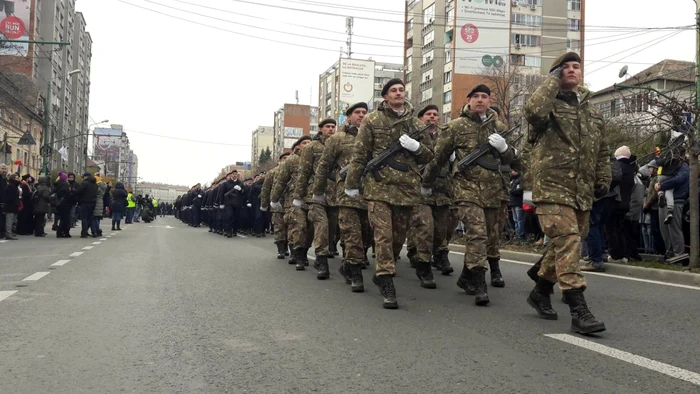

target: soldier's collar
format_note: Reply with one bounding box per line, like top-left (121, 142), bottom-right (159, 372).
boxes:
top-left (344, 124), bottom-right (359, 135)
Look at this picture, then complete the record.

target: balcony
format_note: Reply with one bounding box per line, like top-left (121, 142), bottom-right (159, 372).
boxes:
top-left (419, 79), bottom-right (433, 90)
top-left (421, 40), bottom-right (434, 52)
top-left (421, 21), bottom-right (434, 35)
top-left (420, 60), bottom-right (433, 70)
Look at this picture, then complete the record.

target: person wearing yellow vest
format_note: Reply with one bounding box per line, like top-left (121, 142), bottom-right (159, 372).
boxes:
top-left (126, 190), bottom-right (136, 224)
top-left (152, 198), bottom-right (159, 220)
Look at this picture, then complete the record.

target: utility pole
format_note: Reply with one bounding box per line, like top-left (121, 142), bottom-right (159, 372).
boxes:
top-left (41, 50), bottom-right (53, 175)
top-left (346, 17), bottom-right (353, 58)
top-left (690, 1), bottom-right (700, 268)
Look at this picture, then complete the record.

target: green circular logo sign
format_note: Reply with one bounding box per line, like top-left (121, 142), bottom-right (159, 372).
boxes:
top-left (482, 55), bottom-right (493, 67)
top-left (492, 56), bottom-right (504, 68)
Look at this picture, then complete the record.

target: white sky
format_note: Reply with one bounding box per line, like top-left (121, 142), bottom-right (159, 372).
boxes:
top-left (76, 0), bottom-right (697, 186)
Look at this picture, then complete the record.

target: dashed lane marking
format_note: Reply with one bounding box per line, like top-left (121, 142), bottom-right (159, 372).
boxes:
top-left (92, 242), bottom-right (101, 245)
top-left (545, 334), bottom-right (700, 386)
top-left (0, 291), bottom-right (17, 302)
top-left (82, 246), bottom-right (94, 250)
top-left (22, 272), bottom-right (50, 281)
top-left (51, 260), bottom-right (71, 267)
top-left (69, 252), bottom-right (83, 257)
top-left (99, 238), bottom-right (108, 241)
top-left (238, 235), bottom-right (248, 239)
top-left (0, 240), bottom-right (7, 243)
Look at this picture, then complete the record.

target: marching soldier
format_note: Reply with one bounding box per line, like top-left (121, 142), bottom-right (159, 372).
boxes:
top-left (270, 135), bottom-right (313, 269)
top-left (345, 79), bottom-right (434, 309)
top-left (261, 152), bottom-right (290, 259)
top-left (293, 119), bottom-right (337, 279)
top-left (423, 84), bottom-right (515, 307)
top-left (313, 102), bottom-right (373, 292)
top-left (522, 52), bottom-right (609, 334)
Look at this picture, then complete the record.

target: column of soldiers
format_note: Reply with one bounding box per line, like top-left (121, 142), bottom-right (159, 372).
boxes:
top-left (179, 52), bottom-right (609, 335)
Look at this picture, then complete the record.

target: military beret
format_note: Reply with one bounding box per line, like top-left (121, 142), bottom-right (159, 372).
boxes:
top-left (292, 135), bottom-right (312, 150)
top-left (467, 84), bottom-right (491, 98)
top-left (549, 51), bottom-right (581, 72)
top-left (279, 152), bottom-right (291, 160)
top-left (381, 78), bottom-right (405, 96)
top-left (345, 102), bottom-right (368, 116)
top-left (417, 104), bottom-right (439, 118)
top-left (319, 118), bottom-right (336, 128)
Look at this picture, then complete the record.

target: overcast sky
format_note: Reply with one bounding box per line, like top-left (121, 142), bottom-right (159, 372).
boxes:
top-left (76, 0), bottom-right (697, 186)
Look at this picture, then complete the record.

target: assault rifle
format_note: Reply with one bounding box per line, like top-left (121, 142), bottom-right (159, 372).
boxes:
top-left (338, 123), bottom-right (433, 182)
top-left (456, 123), bottom-right (521, 173)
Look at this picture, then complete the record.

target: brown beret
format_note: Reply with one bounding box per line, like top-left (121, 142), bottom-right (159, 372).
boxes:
top-left (550, 51), bottom-right (581, 72)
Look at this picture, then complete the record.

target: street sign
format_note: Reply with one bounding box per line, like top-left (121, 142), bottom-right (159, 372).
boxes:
top-left (40, 145), bottom-right (52, 157)
top-left (17, 132), bottom-right (36, 146)
top-left (0, 16), bottom-right (26, 40)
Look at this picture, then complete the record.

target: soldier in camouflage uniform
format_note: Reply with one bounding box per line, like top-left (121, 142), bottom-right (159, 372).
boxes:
top-left (423, 84), bottom-right (515, 306)
top-left (523, 52), bottom-right (609, 334)
top-left (406, 105), bottom-right (454, 277)
top-left (270, 136), bottom-right (313, 268)
top-left (293, 119), bottom-right (337, 279)
top-left (345, 79), bottom-right (434, 309)
top-left (261, 152), bottom-right (290, 259)
top-left (313, 102), bottom-right (373, 292)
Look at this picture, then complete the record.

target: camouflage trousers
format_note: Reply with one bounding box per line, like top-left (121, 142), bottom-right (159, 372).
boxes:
top-left (406, 204), bottom-right (434, 263)
top-left (457, 203), bottom-right (488, 270)
top-left (285, 206), bottom-right (308, 250)
top-left (445, 207), bottom-right (459, 246)
top-left (327, 206), bottom-right (340, 254)
top-left (338, 207), bottom-right (371, 266)
top-left (484, 203), bottom-right (507, 260)
top-left (272, 211), bottom-right (287, 243)
top-left (432, 205), bottom-right (452, 255)
top-left (305, 203), bottom-right (330, 257)
top-left (367, 201), bottom-right (413, 276)
top-left (536, 203), bottom-right (589, 290)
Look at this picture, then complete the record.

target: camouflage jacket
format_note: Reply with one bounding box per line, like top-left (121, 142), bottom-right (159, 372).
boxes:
top-left (313, 124), bottom-right (368, 210)
top-left (523, 76), bottom-right (611, 211)
top-left (423, 107), bottom-right (513, 208)
top-left (270, 151), bottom-right (302, 209)
top-left (293, 133), bottom-right (331, 205)
top-left (346, 101), bottom-right (433, 206)
top-left (420, 129), bottom-right (453, 207)
top-left (261, 166), bottom-right (284, 212)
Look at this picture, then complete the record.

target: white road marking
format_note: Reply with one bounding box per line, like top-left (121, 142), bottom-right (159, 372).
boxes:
top-left (447, 251), bottom-right (700, 291)
top-left (100, 238), bottom-right (108, 241)
top-left (0, 290), bottom-right (17, 302)
top-left (0, 240), bottom-right (7, 243)
top-left (69, 252), bottom-right (83, 257)
top-left (51, 260), bottom-right (71, 267)
top-left (238, 235), bottom-right (248, 239)
top-left (82, 246), bottom-right (94, 250)
top-left (92, 242), bottom-right (101, 245)
top-left (23, 272), bottom-right (50, 281)
top-left (545, 334), bottom-right (700, 386)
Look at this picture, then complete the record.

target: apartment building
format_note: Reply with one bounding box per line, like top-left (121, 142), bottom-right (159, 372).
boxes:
top-left (251, 126), bottom-right (274, 169)
top-left (405, 0), bottom-right (584, 122)
top-left (271, 104), bottom-right (318, 160)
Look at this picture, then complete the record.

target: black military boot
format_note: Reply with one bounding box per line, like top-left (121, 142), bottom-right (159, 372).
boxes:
top-left (471, 267), bottom-right (490, 306)
top-left (288, 248), bottom-right (298, 265)
top-left (226, 230), bottom-right (233, 238)
top-left (338, 261), bottom-right (352, 284)
top-left (434, 252), bottom-right (454, 276)
top-left (302, 248), bottom-right (310, 266)
top-left (416, 261), bottom-right (437, 289)
top-left (349, 263), bottom-right (364, 292)
top-left (563, 289), bottom-right (606, 335)
top-left (527, 279), bottom-right (558, 320)
top-left (276, 242), bottom-right (286, 259)
top-left (284, 242), bottom-right (290, 256)
top-left (295, 249), bottom-right (306, 271)
top-left (488, 257), bottom-right (505, 288)
top-left (316, 256), bottom-right (330, 280)
top-left (372, 274), bottom-right (398, 309)
top-left (456, 265), bottom-right (476, 295)
top-left (527, 257), bottom-right (553, 294)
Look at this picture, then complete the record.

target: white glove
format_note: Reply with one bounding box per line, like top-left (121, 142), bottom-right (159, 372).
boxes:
top-left (488, 134), bottom-right (508, 153)
top-left (399, 134), bottom-right (420, 152)
top-left (219, 205), bottom-right (225, 209)
top-left (345, 189), bottom-right (360, 198)
top-left (198, 194), bottom-right (202, 198)
top-left (270, 201), bottom-right (282, 210)
top-left (421, 187), bottom-right (432, 197)
top-left (246, 203), bottom-right (252, 208)
top-left (260, 206), bottom-right (268, 212)
top-left (313, 194), bottom-right (326, 203)
top-left (292, 199), bottom-right (303, 207)
top-left (449, 151), bottom-right (456, 162)
top-left (234, 185), bottom-right (242, 191)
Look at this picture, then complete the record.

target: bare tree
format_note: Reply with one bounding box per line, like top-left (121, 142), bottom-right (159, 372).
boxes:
top-left (478, 63), bottom-right (544, 128)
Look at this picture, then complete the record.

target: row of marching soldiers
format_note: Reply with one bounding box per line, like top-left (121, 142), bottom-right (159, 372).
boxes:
top-left (262, 52), bottom-right (605, 335)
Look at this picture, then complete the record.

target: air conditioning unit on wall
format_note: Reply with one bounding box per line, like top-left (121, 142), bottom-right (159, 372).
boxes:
top-left (531, 4), bottom-right (537, 10)
top-left (512, 0), bottom-right (518, 6)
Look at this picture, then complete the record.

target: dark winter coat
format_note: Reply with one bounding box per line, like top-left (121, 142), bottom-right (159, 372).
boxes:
top-left (0, 174), bottom-right (7, 207)
top-left (659, 163), bottom-right (690, 201)
top-left (221, 179), bottom-right (247, 208)
top-left (3, 178), bottom-right (21, 213)
top-left (111, 183), bottom-right (128, 214)
top-left (33, 176), bottom-right (52, 214)
top-left (248, 179), bottom-right (264, 208)
top-left (103, 185), bottom-right (112, 212)
top-left (508, 173), bottom-right (523, 208)
top-left (54, 180), bottom-right (71, 208)
top-left (612, 157), bottom-right (636, 213)
top-left (76, 175), bottom-right (98, 205)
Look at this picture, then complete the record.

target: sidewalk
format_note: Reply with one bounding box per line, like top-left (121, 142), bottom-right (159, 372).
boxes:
top-left (448, 244), bottom-right (700, 288)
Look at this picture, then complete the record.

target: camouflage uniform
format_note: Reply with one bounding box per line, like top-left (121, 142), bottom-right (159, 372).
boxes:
top-left (261, 166), bottom-right (286, 244)
top-left (346, 101), bottom-right (433, 277)
top-left (313, 124), bottom-right (372, 268)
top-left (326, 171), bottom-right (340, 256)
top-left (271, 152), bottom-right (306, 252)
top-left (294, 133), bottom-right (331, 258)
top-left (523, 75), bottom-right (611, 290)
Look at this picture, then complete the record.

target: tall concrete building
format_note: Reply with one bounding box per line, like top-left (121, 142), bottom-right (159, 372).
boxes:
top-left (0, 0), bottom-right (93, 173)
top-left (251, 126), bottom-right (274, 170)
top-left (271, 104), bottom-right (319, 161)
top-left (405, 0), bottom-right (584, 122)
top-left (318, 59), bottom-right (403, 121)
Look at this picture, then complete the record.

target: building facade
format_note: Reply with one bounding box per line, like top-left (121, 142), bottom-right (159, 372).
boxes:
top-left (405, 0), bottom-right (584, 122)
top-left (251, 126), bottom-right (274, 170)
top-left (271, 104), bottom-right (318, 160)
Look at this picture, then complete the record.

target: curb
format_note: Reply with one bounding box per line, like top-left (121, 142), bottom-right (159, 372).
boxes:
top-left (448, 244), bottom-right (700, 288)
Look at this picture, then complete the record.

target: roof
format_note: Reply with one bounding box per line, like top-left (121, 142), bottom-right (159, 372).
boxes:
top-left (592, 59), bottom-right (695, 97)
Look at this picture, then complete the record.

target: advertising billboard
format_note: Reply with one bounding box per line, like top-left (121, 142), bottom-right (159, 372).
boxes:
top-left (454, 0), bottom-right (510, 75)
top-left (93, 128), bottom-right (121, 177)
top-left (283, 138), bottom-right (296, 149)
top-left (0, 0), bottom-right (32, 57)
top-left (338, 58), bottom-right (375, 110)
top-left (283, 127), bottom-right (303, 138)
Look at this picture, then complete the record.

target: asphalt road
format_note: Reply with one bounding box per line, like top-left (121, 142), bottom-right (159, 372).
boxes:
top-left (1, 216), bottom-right (699, 393)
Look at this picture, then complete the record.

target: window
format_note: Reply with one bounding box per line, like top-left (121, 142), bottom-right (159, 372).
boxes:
top-left (444, 48), bottom-right (452, 63)
top-left (444, 70), bottom-right (452, 84)
top-left (422, 30), bottom-right (434, 46)
top-left (524, 56), bottom-right (541, 67)
top-left (568, 19), bottom-right (580, 32)
top-left (423, 3), bottom-right (435, 25)
top-left (519, 0), bottom-right (539, 6)
top-left (421, 69), bottom-right (433, 83)
top-left (443, 91), bottom-right (452, 104)
top-left (421, 88), bottom-right (433, 102)
top-left (610, 98), bottom-right (621, 118)
top-left (407, 19), bottom-right (413, 32)
top-left (511, 13), bottom-right (542, 27)
top-left (406, 72), bottom-right (412, 83)
top-left (567, 39), bottom-right (580, 52)
top-left (512, 34), bottom-right (541, 47)
top-left (422, 49), bottom-right (434, 65)
top-left (568, 0), bottom-right (581, 11)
